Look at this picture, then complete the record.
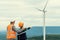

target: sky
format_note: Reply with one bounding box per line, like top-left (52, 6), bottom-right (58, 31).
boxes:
top-left (0, 0), bottom-right (60, 31)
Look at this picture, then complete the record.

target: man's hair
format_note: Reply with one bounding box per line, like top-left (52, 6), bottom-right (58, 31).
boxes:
top-left (10, 21), bottom-right (15, 24)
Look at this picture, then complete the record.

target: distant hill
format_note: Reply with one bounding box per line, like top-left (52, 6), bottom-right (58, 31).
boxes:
top-left (1, 27), bottom-right (60, 40)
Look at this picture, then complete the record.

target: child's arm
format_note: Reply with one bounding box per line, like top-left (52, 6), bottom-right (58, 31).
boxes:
top-left (17, 27), bottom-right (31, 34)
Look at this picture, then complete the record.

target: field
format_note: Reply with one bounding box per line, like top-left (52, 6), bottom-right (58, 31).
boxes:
top-left (46, 34), bottom-right (60, 40)
top-left (1, 34), bottom-right (60, 40)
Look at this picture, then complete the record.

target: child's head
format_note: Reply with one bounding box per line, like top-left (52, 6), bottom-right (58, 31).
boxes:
top-left (18, 22), bottom-right (24, 28)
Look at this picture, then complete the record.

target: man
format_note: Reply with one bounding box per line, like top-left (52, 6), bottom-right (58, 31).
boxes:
top-left (12, 22), bottom-right (31, 40)
top-left (7, 21), bottom-right (16, 40)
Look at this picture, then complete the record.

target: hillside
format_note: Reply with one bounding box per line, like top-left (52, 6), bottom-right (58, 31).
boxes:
top-left (46, 34), bottom-right (60, 40)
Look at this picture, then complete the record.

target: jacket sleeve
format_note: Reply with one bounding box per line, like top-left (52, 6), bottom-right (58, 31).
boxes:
top-left (12, 26), bottom-right (17, 32)
top-left (17, 27), bottom-right (31, 34)
top-left (12, 26), bottom-right (27, 33)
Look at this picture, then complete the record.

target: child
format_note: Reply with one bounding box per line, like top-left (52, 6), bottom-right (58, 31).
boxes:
top-left (12, 22), bottom-right (31, 40)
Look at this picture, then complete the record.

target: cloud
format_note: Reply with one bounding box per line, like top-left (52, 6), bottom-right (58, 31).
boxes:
top-left (0, 0), bottom-right (60, 31)
top-left (48, 0), bottom-right (60, 7)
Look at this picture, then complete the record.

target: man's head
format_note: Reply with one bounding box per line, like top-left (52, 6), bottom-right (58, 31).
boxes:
top-left (10, 21), bottom-right (15, 25)
top-left (18, 22), bottom-right (24, 28)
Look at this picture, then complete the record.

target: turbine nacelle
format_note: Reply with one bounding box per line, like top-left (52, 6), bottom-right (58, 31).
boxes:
top-left (43, 10), bottom-right (47, 13)
top-left (36, 8), bottom-right (47, 13)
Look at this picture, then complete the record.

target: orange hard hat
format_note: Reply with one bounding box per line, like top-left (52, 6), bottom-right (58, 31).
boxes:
top-left (18, 22), bottom-right (24, 27)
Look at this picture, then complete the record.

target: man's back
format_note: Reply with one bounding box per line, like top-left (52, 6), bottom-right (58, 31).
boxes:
top-left (7, 24), bottom-right (16, 39)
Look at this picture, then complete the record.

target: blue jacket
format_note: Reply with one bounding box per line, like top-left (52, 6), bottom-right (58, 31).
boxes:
top-left (12, 26), bottom-right (30, 39)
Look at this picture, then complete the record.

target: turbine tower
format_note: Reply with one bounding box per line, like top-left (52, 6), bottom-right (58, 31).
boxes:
top-left (36, 0), bottom-right (48, 40)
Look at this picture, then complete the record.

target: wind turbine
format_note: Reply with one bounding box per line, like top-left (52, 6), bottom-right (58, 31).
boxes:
top-left (36, 0), bottom-right (48, 40)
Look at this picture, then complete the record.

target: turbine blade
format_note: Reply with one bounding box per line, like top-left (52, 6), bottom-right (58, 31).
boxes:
top-left (43, 0), bottom-right (48, 10)
top-left (35, 8), bottom-right (43, 11)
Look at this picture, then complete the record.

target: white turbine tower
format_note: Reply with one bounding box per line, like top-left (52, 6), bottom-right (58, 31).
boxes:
top-left (36, 0), bottom-right (48, 40)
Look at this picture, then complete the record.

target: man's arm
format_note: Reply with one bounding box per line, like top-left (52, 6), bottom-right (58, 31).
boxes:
top-left (12, 26), bottom-right (31, 34)
top-left (12, 26), bottom-right (17, 32)
top-left (12, 26), bottom-right (26, 33)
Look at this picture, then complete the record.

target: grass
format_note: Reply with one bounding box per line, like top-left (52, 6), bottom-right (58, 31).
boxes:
top-left (1, 34), bottom-right (60, 40)
top-left (46, 34), bottom-right (60, 40)
top-left (27, 36), bottom-right (43, 40)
